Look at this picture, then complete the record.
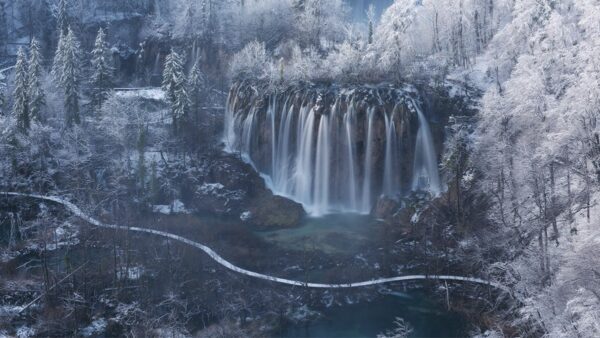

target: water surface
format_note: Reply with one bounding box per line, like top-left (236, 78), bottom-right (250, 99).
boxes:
top-left (281, 293), bottom-right (467, 338)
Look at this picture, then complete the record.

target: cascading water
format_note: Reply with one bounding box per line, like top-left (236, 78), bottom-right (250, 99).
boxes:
top-left (313, 115), bottom-right (331, 216)
top-left (224, 83), bottom-right (443, 216)
top-left (383, 109), bottom-right (400, 196)
top-left (344, 102), bottom-right (359, 211)
top-left (361, 107), bottom-right (376, 214)
top-left (153, 53), bottom-right (161, 76)
top-left (412, 102), bottom-right (442, 195)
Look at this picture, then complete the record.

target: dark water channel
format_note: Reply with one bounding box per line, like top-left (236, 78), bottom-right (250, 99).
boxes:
top-left (260, 213), bottom-right (469, 338)
top-left (280, 292), bottom-right (467, 337)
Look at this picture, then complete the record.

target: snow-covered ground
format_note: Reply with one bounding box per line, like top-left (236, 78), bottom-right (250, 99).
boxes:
top-left (3, 193), bottom-right (510, 292)
top-left (114, 88), bottom-right (166, 101)
top-left (513, 194), bottom-right (600, 337)
top-left (152, 199), bottom-right (189, 215)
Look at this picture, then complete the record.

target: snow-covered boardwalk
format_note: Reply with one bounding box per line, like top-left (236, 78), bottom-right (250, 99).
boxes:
top-left (3, 192), bottom-right (510, 292)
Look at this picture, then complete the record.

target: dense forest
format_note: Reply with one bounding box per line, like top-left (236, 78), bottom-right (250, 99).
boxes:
top-left (0, 0), bottom-right (599, 337)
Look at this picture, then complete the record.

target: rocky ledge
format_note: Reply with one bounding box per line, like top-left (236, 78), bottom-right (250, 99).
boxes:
top-left (159, 150), bottom-right (306, 229)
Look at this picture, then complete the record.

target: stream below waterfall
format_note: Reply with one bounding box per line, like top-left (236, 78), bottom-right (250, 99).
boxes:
top-left (257, 213), bottom-right (470, 337)
top-left (256, 213), bottom-right (377, 254)
top-left (280, 292), bottom-right (467, 338)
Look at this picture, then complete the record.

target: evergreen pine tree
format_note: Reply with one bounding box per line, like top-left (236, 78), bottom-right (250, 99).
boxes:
top-left (188, 61), bottom-right (205, 123)
top-left (367, 4), bottom-right (375, 45)
top-left (13, 48), bottom-right (30, 132)
top-left (162, 50), bottom-right (188, 133)
top-left (28, 38), bottom-right (46, 122)
top-left (90, 28), bottom-right (113, 113)
top-left (51, 32), bottom-right (66, 84)
top-left (0, 77), bottom-right (6, 116)
top-left (137, 126), bottom-right (147, 195)
top-left (57, 0), bottom-right (69, 36)
top-left (162, 50), bottom-right (178, 102)
top-left (149, 161), bottom-right (159, 204)
top-left (0, 72), bottom-right (5, 115)
top-left (172, 72), bottom-right (190, 132)
top-left (0, 0), bottom-right (7, 55)
top-left (61, 28), bottom-right (81, 127)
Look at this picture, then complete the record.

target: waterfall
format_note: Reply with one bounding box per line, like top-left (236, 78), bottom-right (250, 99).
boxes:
top-left (294, 107), bottom-right (317, 207)
top-left (223, 85), bottom-right (241, 152)
top-left (153, 53), bottom-right (161, 75)
top-left (344, 102), bottom-right (359, 211)
top-left (313, 115), bottom-right (331, 216)
top-left (274, 102), bottom-right (295, 193)
top-left (225, 83), bottom-right (443, 216)
top-left (361, 107), bottom-right (376, 213)
top-left (412, 102), bottom-right (442, 195)
top-left (383, 110), bottom-right (400, 197)
top-left (241, 106), bottom-right (257, 163)
top-left (268, 94), bottom-right (277, 176)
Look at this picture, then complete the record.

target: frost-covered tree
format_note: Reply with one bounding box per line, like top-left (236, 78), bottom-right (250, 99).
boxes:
top-left (170, 0), bottom-right (213, 41)
top-left (162, 49), bottom-right (189, 133)
top-left (13, 48), bottom-right (30, 133)
top-left (57, 0), bottom-right (69, 35)
top-left (295, 0), bottom-right (347, 47)
top-left (0, 0), bottom-right (7, 54)
top-left (0, 76), bottom-right (5, 115)
top-left (442, 119), bottom-right (474, 229)
top-left (137, 126), bottom-right (147, 195)
top-left (229, 41), bottom-right (273, 80)
top-left (90, 28), bottom-right (113, 113)
top-left (188, 61), bottom-right (205, 123)
top-left (377, 317), bottom-right (413, 338)
top-left (366, 4), bottom-right (375, 44)
top-left (28, 38), bottom-right (45, 122)
top-left (61, 28), bottom-right (82, 127)
top-left (374, 0), bottom-right (418, 80)
top-left (51, 32), bottom-right (66, 84)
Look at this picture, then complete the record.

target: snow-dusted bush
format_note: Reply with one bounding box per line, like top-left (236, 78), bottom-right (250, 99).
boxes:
top-left (225, 0), bottom-right (515, 84)
top-left (229, 41), bottom-right (275, 81)
top-left (294, 0), bottom-right (348, 47)
top-left (284, 45), bottom-right (326, 82)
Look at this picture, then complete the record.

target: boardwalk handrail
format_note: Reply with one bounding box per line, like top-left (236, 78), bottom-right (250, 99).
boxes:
top-left (3, 192), bottom-right (510, 292)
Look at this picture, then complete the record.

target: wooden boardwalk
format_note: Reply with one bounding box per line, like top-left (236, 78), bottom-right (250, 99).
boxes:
top-left (3, 192), bottom-right (510, 293)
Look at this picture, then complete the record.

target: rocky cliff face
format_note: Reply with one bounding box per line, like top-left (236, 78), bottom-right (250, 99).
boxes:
top-left (163, 151), bottom-right (306, 229)
top-left (224, 81), bottom-right (463, 216)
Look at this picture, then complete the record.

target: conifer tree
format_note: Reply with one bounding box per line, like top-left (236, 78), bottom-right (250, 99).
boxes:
top-left (0, 0), bottom-right (7, 55)
top-left (149, 161), bottom-right (159, 204)
top-left (172, 72), bottom-right (190, 132)
top-left (51, 32), bottom-right (66, 83)
top-left (367, 5), bottom-right (375, 44)
top-left (13, 48), bottom-right (30, 132)
top-left (137, 126), bottom-right (147, 195)
top-left (57, 0), bottom-right (69, 36)
top-left (0, 92), bottom-right (4, 116)
top-left (188, 61), bottom-right (205, 123)
top-left (0, 73), bottom-right (5, 115)
top-left (162, 49), bottom-right (189, 133)
top-left (61, 28), bottom-right (81, 127)
top-left (28, 38), bottom-right (45, 122)
top-left (90, 28), bottom-right (113, 112)
top-left (162, 49), bottom-right (179, 101)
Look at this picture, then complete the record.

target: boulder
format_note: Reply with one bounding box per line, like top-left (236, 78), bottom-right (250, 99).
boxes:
top-left (372, 196), bottom-right (401, 220)
top-left (171, 152), bottom-right (306, 228)
top-left (248, 195), bottom-right (306, 229)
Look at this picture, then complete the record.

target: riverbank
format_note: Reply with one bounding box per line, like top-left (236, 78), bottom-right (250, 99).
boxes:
top-left (0, 193), bottom-right (515, 336)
